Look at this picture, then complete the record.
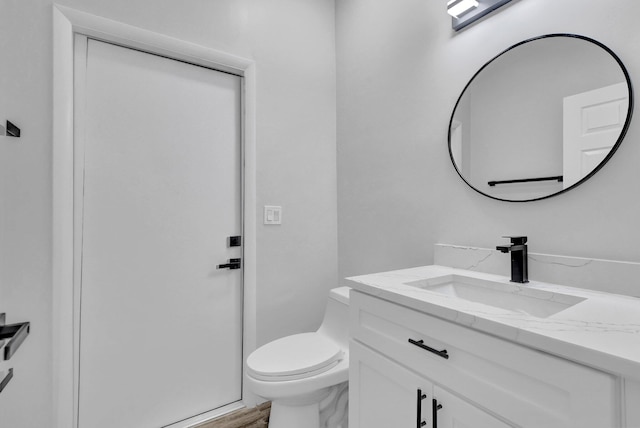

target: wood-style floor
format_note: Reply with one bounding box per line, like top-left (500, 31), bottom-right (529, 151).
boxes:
top-left (195, 402), bottom-right (271, 428)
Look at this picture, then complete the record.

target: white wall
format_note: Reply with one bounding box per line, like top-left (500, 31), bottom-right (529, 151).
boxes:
top-left (337, 0), bottom-right (640, 281)
top-left (0, 1), bottom-right (54, 426)
top-left (0, 0), bottom-right (337, 426)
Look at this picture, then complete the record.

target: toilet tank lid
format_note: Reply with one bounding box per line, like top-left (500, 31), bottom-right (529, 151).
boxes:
top-left (329, 287), bottom-right (350, 305)
top-left (247, 332), bottom-right (343, 378)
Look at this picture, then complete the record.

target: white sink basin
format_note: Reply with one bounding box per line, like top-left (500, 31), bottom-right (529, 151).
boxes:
top-left (405, 274), bottom-right (585, 318)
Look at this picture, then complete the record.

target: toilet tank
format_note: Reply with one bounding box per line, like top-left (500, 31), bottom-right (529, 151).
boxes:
top-left (317, 287), bottom-right (351, 350)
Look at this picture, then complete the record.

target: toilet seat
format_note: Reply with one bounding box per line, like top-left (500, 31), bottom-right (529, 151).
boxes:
top-left (247, 333), bottom-right (343, 382)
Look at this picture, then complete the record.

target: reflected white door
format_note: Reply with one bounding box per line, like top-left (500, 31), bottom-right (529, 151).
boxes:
top-left (77, 39), bottom-right (243, 428)
top-left (563, 82), bottom-right (628, 188)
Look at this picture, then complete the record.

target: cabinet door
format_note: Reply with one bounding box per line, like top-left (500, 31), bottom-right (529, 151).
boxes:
top-left (626, 379), bottom-right (640, 428)
top-left (350, 340), bottom-right (434, 428)
top-left (434, 386), bottom-right (514, 428)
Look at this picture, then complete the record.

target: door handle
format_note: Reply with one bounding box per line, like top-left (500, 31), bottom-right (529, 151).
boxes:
top-left (417, 389), bottom-right (427, 427)
top-left (433, 399), bottom-right (443, 428)
top-left (217, 258), bottom-right (241, 270)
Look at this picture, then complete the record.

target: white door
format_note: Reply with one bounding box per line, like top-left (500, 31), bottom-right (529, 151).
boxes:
top-left (563, 82), bottom-right (628, 188)
top-left (350, 341), bottom-right (434, 428)
top-left (77, 39), bottom-right (243, 428)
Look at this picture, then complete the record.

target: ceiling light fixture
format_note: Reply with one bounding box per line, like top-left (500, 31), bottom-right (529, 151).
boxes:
top-left (449, 0), bottom-right (515, 31)
top-left (447, 0), bottom-right (479, 19)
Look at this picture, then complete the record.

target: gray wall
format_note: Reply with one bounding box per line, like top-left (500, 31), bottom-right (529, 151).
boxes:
top-left (0, 0), bottom-right (337, 426)
top-left (337, 0), bottom-right (640, 281)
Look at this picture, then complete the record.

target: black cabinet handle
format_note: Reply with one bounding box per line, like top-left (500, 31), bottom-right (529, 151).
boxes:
top-left (0, 368), bottom-right (13, 394)
top-left (416, 389), bottom-right (427, 427)
top-left (408, 338), bottom-right (449, 360)
top-left (0, 322), bottom-right (30, 361)
top-left (433, 399), bottom-right (443, 428)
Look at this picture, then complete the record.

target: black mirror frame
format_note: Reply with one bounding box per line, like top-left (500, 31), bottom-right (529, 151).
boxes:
top-left (448, 33), bottom-right (634, 203)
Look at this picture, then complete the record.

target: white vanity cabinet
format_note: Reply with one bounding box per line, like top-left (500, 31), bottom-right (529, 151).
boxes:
top-left (626, 379), bottom-right (640, 427)
top-left (433, 386), bottom-right (512, 428)
top-left (350, 340), bottom-right (434, 427)
top-left (349, 290), bottom-right (620, 428)
top-left (351, 339), bottom-right (511, 428)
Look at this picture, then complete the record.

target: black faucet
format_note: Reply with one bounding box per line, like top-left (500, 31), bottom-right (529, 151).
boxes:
top-left (496, 236), bottom-right (529, 283)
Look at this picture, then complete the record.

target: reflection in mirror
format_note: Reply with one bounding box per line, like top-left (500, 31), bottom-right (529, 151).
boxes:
top-left (449, 34), bottom-right (633, 202)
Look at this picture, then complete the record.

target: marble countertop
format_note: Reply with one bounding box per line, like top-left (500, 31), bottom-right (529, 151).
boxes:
top-left (346, 265), bottom-right (640, 381)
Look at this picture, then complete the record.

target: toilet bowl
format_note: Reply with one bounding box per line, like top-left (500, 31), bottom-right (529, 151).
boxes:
top-left (245, 287), bottom-right (351, 428)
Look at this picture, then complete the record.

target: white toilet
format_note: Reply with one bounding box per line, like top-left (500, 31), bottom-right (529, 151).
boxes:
top-left (245, 286), bottom-right (351, 428)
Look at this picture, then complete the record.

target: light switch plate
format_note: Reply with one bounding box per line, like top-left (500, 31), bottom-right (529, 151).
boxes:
top-left (264, 205), bottom-right (282, 225)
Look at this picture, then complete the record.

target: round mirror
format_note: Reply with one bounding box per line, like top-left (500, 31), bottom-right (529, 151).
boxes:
top-left (448, 34), bottom-right (633, 202)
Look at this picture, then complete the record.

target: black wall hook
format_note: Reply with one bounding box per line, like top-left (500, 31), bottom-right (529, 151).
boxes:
top-left (6, 120), bottom-right (20, 138)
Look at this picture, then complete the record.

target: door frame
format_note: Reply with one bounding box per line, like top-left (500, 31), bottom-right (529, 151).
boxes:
top-left (52, 5), bottom-right (258, 428)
